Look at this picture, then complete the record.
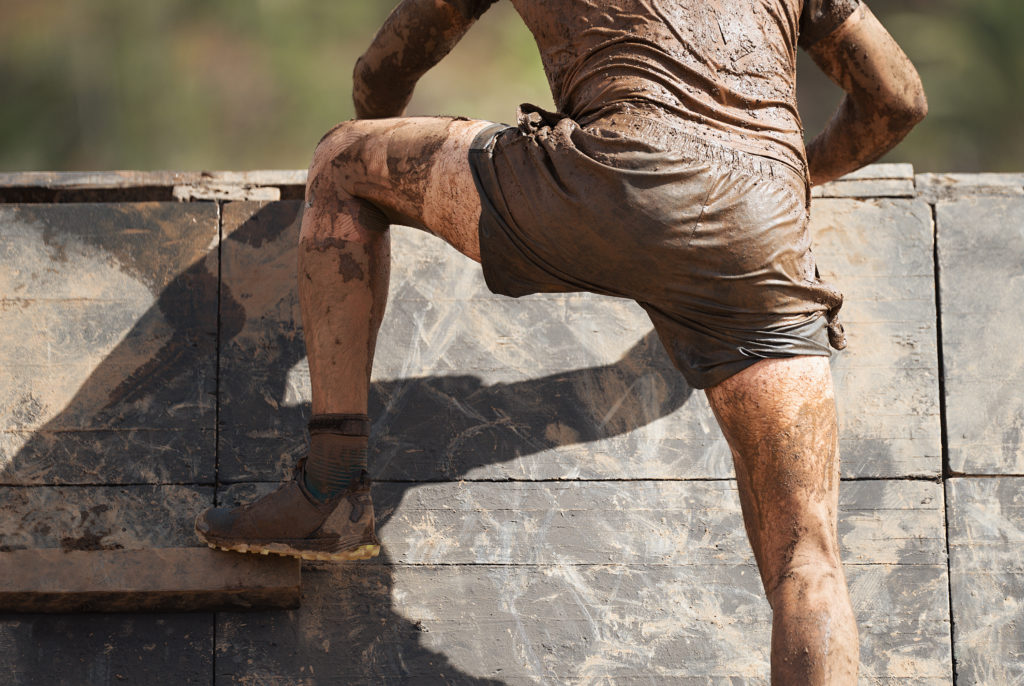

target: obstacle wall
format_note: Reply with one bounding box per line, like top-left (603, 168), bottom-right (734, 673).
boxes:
top-left (0, 166), bottom-right (1022, 684)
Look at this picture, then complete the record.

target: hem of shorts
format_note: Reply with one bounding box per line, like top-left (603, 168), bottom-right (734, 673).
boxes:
top-left (469, 122), bottom-right (588, 299)
top-left (693, 346), bottom-right (832, 390)
top-left (467, 123), bottom-right (525, 298)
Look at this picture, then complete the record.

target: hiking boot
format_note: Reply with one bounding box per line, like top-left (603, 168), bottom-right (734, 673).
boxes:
top-left (195, 460), bottom-right (380, 562)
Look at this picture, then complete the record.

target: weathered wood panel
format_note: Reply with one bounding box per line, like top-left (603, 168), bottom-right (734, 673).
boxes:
top-left (222, 479), bottom-right (944, 568)
top-left (0, 613), bottom-right (212, 685)
top-left (813, 164), bottom-right (916, 199)
top-left (0, 486), bottom-right (299, 611)
top-left (217, 478), bottom-right (949, 683)
top-left (0, 169), bottom-right (305, 190)
top-left (937, 197), bottom-right (1024, 474)
top-left (0, 548), bottom-right (299, 612)
top-left (0, 485), bottom-right (211, 551)
top-left (947, 477), bottom-right (1024, 685)
top-left (219, 199), bottom-right (939, 483)
top-left (810, 198), bottom-right (941, 478)
top-left (917, 172), bottom-right (1024, 203)
top-left (0, 203), bottom-right (219, 484)
top-left (216, 562), bottom-right (948, 684)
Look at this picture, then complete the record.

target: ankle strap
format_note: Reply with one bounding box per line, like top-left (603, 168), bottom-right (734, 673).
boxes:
top-left (308, 413), bottom-right (371, 436)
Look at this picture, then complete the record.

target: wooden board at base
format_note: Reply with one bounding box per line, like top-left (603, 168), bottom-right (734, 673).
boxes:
top-left (0, 547), bottom-right (300, 612)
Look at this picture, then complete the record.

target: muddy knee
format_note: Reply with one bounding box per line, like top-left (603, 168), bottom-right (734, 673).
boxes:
top-left (303, 125), bottom-right (390, 245)
top-left (765, 556), bottom-right (846, 611)
top-left (309, 121), bottom-right (385, 197)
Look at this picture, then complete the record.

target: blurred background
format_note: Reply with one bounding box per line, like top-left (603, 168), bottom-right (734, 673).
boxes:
top-left (1, 0), bottom-right (1020, 173)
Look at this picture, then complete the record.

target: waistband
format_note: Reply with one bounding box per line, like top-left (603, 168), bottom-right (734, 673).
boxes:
top-left (584, 111), bottom-right (808, 190)
top-left (469, 122), bottom-right (512, 153)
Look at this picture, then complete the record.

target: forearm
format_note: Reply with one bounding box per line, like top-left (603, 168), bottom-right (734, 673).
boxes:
top-left (804, 5), bottom-right (927, 185)
top-left (352, 0), bottom-right (484, 119)
top-left (806, 90), bottom-right (924, 186)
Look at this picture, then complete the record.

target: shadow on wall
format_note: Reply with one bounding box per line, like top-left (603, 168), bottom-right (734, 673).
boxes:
top-left (1, 200), bottom-right (695, 682)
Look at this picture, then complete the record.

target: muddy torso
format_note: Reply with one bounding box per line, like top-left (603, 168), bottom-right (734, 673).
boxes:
top-left (499, 0), bottom-right (857, 174)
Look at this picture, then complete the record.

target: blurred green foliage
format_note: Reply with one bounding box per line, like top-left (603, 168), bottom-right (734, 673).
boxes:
top-left (1, 0), bottom-right (1019, 172)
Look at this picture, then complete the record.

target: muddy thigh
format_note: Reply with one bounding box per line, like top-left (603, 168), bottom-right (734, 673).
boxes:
top-left (704, 355), bottom-right (841, 592)
top-left (308, 116), bottom-right (497, 262)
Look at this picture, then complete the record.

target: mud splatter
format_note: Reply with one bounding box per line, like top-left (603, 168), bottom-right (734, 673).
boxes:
top-left (335, 253), bottom-right (366, 282)
top-left (60, 532), bottom-right (124, 552)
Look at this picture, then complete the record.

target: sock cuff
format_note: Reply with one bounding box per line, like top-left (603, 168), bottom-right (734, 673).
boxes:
top-left (308, 413), bottom-right (371, 436)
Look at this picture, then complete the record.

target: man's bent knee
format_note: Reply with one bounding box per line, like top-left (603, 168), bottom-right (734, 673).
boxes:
top-left (303, 121), bottom-right (392, 246)
top-left (307, 121), bottom-right (369, 205)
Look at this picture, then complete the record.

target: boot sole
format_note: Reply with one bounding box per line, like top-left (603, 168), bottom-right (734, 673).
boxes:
top-left (198, 532), bottom-right (380, 562)
top-left (205, 541), bottom-right (380, 562)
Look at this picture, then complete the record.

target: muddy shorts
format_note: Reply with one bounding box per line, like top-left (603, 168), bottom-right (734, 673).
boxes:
top-left (468, 105), bottom-right (845, 389)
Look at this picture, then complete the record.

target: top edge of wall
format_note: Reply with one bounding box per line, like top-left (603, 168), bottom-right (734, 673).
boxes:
top-left (0, 170), bottom-right (308, 203)
top-left (2, 165), bottom-right (1023, 204)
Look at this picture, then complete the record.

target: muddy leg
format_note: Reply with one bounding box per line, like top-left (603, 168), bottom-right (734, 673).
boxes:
top-left (301, 116), bottom-right (495, 414)
top-left (195, 117), bottom-right (498, 555)
top-left (299, 157), bottom-right (389, 416)
top-left (705, 356), bottom-right (858, 684)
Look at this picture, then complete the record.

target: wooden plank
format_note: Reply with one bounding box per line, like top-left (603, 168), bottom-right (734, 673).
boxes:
top-left (0, 547), bottom-right (299, 612)
top-left (172, 183), bottom-right (280, 202)
top-left (937, 197), bottom-right (1024, 475)
top-left (0, 486), bottom-right (298, 614)
top-left (215, 479), bottom-right (947, 681)
top-left (836, 163), bottom-right (916, 181)
top-left (223, 479), bottom-right (945, 567)
top-left (216, 562), bottom-right (948, 683)
top-left (810, 198), bottom-right (942, 478)
top-left (0, 612), bottom-right (212, 685)
top-left (0, 169), bottom-right (306, 190)
top-left (947, 477), bottom-right (1024, 685)
top-left (813, 178), bottom-right (916, 199)
top-left (813, 163), bottom-right (916, 198)
top-left (0, 485), bottom-right (212, 550)
top-left (917, 172), bottom-right (1024, 203)
top-left (0, 203), bottom-right (218, 484)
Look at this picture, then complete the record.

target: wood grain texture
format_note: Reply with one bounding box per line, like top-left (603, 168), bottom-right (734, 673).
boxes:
top-left (947, 477), bottom-right (1024, 685)
top-left (813, 164), bottom-right (916, 199)
top-left (917, 173), bottom-right (1024, 203)
top-left (0, 548), bottom-right (299, 612)
top-left (0, 170), bottom-right (306, 189)
top-left (217, 478), bottom-right (950, 683)
top-left (0, 612), bottom-right (212, 685)
top-left (0, 203), bottom-right (219, 485)
top-left (216, 562), bottom-right (949, 685)
top-left (0, 485), bottom-right (211, 551)
top-left (937, 196), bottom-right (1024, 475)
top-left (810, 198), bottom-right (941, 478)
top-left (0, 486), bottom-right (299, 613)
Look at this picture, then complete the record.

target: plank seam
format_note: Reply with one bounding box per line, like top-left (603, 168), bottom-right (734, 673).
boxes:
top-left (216, 475), bottom-right (947, 485)
top-left (213, 198), bottom-right (224, 686)
top-left (931, 201), bottom-right (958, 684)
top-left (332, 561), bottom-right (949, 569)
top-left (0, 475), bottom-right (953, 488)
top-left (0, 481), bottom-right (218, 488)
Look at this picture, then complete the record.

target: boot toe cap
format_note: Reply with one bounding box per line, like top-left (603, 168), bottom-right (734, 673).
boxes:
top-left (195, 506), bottom-right (235, 537)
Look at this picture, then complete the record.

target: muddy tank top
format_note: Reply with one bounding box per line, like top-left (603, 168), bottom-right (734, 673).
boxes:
top-left (502, 0), bottom-right (860, 175)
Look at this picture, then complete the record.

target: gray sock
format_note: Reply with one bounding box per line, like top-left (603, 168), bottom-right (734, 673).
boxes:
top-left (303, 414), bottom-right (370, 501)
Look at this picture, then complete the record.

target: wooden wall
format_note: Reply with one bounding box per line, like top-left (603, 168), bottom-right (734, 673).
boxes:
top-left (1, 166), bottom-right (1021, 684)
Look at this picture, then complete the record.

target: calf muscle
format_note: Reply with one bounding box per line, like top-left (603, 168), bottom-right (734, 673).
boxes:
top-left (706, 356), bottom-right (858, 684)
